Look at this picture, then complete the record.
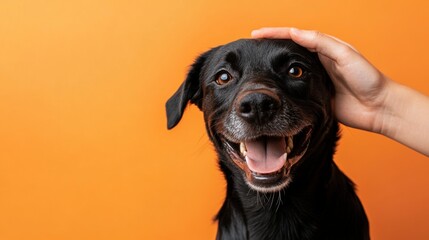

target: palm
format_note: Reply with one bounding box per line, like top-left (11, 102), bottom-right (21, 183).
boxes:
top-left (318, 53), bottom-right (386, 132)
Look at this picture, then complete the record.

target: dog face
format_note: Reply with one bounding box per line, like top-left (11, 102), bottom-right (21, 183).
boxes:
top-left (167, 39), bottom-right (335, 193)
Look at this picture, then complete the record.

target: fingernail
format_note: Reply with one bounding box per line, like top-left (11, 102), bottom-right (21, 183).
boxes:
top-left (251, 30), bottom-right (261, 37)
top-left (290, 28), bottom-right (302, 35)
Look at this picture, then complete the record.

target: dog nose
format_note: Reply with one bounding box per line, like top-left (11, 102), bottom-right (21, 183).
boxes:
top-left (236, 91), bottom-right (280, 124)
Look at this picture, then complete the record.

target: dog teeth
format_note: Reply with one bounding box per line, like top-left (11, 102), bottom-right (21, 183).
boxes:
top-left (286, 146), bottom-right (292, 154)
top-left (287, 136), bottom-right (293, 149)
top-left (238, 137), bottom-right (292, 158)
top-left (240, 142), bottom-right (247, 156)
top-left (286, 136), bottom-right (293, 154)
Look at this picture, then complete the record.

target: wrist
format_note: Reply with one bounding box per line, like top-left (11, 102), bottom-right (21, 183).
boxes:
top-left (374, 80), bottom-right (429, 156)
top-left (372, 78), bottom-right (403, 137)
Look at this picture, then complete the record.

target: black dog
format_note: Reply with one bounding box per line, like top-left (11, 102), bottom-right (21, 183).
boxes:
top-left (166, 39), bottom-right (369, 240)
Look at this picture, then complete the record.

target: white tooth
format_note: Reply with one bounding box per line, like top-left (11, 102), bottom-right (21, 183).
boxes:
top-left (283, 152), bottom-right (288, 161)
top-left (287, 136), bottom-right (294, 150)
top-left (240, 142), bottom-right (247, 156)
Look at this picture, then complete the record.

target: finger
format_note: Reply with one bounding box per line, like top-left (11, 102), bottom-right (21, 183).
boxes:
top-left (289, 28), bottom-right (356, 63)
top-left (252, 27), bottom-right (359, 65)
top-left (329, 36), bottom-right (359, 53)
top-left (251, 27), bottom-right (293, 39)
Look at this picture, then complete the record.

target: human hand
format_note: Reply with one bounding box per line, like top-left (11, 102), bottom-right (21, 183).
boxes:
top-left (252, 27), bottom-right (389, 134)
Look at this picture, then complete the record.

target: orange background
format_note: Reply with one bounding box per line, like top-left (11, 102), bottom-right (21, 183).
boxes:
top-left (1, 0), bottom-right (429, 239)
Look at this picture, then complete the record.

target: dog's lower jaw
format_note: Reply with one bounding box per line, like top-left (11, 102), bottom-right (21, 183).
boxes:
top-left (244, 176), bottom-right (292, 193)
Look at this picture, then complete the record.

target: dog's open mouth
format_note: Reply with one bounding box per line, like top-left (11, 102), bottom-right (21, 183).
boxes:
top-left (223, 126), bottom-right (312, 192)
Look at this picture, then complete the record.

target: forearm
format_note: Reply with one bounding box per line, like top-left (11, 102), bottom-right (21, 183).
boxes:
top-left (377, 80), bottom-right (429, 156)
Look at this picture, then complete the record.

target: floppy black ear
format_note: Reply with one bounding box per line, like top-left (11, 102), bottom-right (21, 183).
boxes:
top-left (165, 48), bottom-right (217, 129)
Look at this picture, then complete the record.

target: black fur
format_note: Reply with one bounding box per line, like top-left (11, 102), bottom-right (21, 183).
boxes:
top-left (166, 39), bottom-right (369, 240)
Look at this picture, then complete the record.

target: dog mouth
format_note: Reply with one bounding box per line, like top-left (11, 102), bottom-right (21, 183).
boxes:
top-left (223, 126), bottom-right (312, 192)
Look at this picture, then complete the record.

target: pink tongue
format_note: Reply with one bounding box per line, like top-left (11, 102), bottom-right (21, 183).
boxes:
top-left (245, 137), bottom-right (287, 174)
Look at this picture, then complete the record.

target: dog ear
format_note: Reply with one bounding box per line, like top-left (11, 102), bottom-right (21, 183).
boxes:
top-left (165, 48), bottom-right (217, 129)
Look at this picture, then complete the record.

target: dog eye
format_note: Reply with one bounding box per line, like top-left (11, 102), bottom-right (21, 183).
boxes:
top-left (215, 71), bottom-right (232, 85)
top-left (288, 66), bottom-right (304, 78)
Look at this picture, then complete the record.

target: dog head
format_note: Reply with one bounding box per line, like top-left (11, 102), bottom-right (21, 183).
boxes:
top-left (166, 39), bottom-right (337, 192)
